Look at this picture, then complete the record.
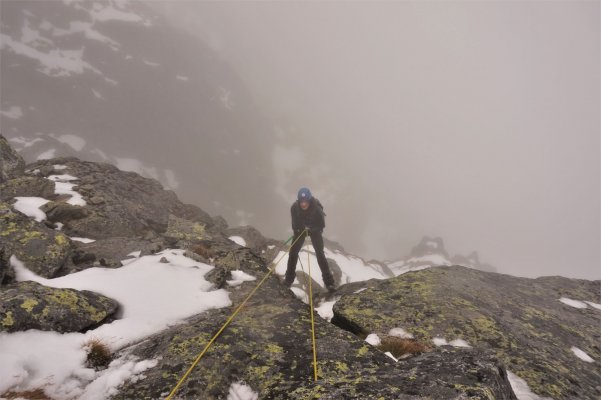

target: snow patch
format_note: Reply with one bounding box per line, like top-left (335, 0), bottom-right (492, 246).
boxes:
top-left (227, 270), bottom-right (257, 287)
top-left (585, 301), bottom-right (601, 310)
top-left (176, 75), bottom-right (189, 81)
top-left (13, 197), bottom-right (50, 222)
top-left (507, 370), bottom-right (553, 400)
top-left (229, 236), bottom-right (247, 247)
top-left (315, 297), bottom-right (339, 322)
top-left (432, 337), bottom-right (471, 348)
top-left (3, 250), bottom-right (230, 397)
top-left (47, 174), bottom-right (86, 206)
top-left (388, 328), bottom-right (414, 339)
top-left (559, 297), bottom-right (588, 309)
top-left (384, 352), bottom-right (399, 362)
top-left (69, 237), bottom-right (96, 243)
top-left (365, 333), bottom-right (381, 346)
top-left (53, 164), bottom-right (68, 170)
top-left (571, 346), bottom-right (594, 363)
top-left (227, 381), bottom-right (258, 400)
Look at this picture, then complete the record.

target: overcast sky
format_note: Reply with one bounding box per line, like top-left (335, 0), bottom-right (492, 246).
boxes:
top-left (154, 1), bottom-right (599, 280)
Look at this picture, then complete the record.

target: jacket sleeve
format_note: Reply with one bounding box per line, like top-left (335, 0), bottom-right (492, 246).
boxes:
top-left (291, 203), bottom-right (302, 232)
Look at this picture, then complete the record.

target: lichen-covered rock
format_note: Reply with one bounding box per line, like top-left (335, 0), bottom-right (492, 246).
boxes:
top-left (41, 201), bottom-right (88, 222)
top-left (0, 176), bottom-right (55, 201)
top-left (0, 281), bottom-right (118, 333)
top-left (25, 158), bottom-right (214, 240)
top-left (0, 202), bottom-right (73, 278)
top-left (0, 134), bottom-right (25, 182)
top-left (112, 245), bottom-right (515, 400)
top-left (332, 266), bottom-right (601, 400)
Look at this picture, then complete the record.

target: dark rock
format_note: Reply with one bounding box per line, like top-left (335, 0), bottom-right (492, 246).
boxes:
top-left (332, 266), bottom-right (601, 400)
top-left (0, 134), bottom-right (25, 182)
top-left (0, 247), bottom-right (15, 285)
top-left (0, 176), bottom-right (56, 201)
top-left (60, 237), bottom-right (165, 274)
top-left (212, 215), bottom-right (228, 230)
top-left (159, 257), bottom-right (168, 263)
top-left (0, 281), bottom-right (118, 333)
top-left (0, 202), bottom-right (73, 278)
top-left (41, 201), bottom-right (88, 222)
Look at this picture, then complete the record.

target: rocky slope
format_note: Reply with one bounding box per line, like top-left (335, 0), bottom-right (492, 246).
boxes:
top-left (1, 136), bottom-right (598, 399)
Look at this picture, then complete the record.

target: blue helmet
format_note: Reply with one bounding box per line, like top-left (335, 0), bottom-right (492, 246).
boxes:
top-left (297, 187), bottom-right (312, 202)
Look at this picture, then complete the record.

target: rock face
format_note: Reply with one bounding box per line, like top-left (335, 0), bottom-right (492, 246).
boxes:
top-left (114, 245), bottom-right (515, 400)
top-left (332, 266), bottom-right (601, 400)
top-left (0, 135), bottom-right (25, 182)
top-left (0, 202), bottom-right (73, 279)
top-left (0, 281), bottom-right (118, 333)
top-left (25, 158), bottom-right (215, 240)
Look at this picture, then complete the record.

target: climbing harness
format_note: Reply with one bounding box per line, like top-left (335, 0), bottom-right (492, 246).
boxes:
top-left (166, 231), bottom-right (308, 399)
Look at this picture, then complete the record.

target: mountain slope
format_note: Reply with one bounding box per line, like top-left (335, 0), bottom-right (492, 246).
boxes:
top-left (1, 0), bottom-right (278, 227)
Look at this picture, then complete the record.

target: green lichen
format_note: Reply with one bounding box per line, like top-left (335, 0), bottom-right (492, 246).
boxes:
top-left (20, 298), bottom-right (39, 313)
top-left (54, 233), bottom-right (68, 246)
top-left (357, 345), bottom-right (370, 357)
top-left (2, 311), bottom-right (14, 327)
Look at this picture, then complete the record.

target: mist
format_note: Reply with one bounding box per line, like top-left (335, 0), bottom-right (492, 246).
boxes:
top-left (150, 1), bottom-right (599, 279)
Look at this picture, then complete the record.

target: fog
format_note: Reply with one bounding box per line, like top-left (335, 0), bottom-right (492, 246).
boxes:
top-left (153, 1), bottom-right (599, 279)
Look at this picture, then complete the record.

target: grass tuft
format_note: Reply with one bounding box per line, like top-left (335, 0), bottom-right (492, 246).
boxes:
top-left (378, 336), bottom-right (430, 358)
top-left (84, 337), bottom-right (112, 370)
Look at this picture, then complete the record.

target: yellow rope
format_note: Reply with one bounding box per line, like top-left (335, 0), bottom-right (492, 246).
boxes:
top-left (307, 251), bottom-right (319, 381)
top-left (165, 233), bottom-right (306, 400)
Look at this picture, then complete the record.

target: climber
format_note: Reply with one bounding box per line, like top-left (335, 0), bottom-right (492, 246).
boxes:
top-left (284, 187), bottom-right (336, 292)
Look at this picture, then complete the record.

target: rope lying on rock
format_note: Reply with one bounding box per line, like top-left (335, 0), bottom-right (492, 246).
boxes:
top-left (166, 231), bottom-right (306, 400)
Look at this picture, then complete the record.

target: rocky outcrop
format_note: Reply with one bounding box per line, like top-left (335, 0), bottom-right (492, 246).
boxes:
top-left (0, 202), bottom-right (73, 279)
top-left (25, 158), bottom-right (215, 240)
top-left (0, 134), bottom-right (25, 182)
top-left (114, 244), bottom-right (515, 400)
top-left (0, 281), bottom-right (118, 333)
top-left (0, 176), bottom-right (55, 201)
top-left (332, 266), bottom-right (601, 400)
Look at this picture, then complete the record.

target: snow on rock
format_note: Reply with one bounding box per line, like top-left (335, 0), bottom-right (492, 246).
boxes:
top-left (388, 328), bottom-right (414, 339)
top-left (227, 381), bottom-right (259, 400)
top-left (384, 352), bottom-right (399, 362)
top-left (69, 237), bottom-right (96, 243)
top-left (365, 333), bottom-right (381, 346)
top-left (315, 297), bottom-right (340, 322)
top-left (227, 270), bottom-right (256, 287)
top-left (53, 164), bottom-right (68, 170)
top-left (585, 301), bottom-right (601, 310)
top-left (13, 196), bottom-right (50, 222)
top-left (228, 236), bottom-right (247, 247)
top-left (47, 174), bottom-right (86, 206)
top-left (559, 297), bottom-right (588, 309)
top-left (2, 250), bottom-right (231, 398)
top-left (432, 337), bottom-right (471, 348)
top-left (507, 370), bottom-right (553, 400)
top-left (571, 347), bottom-right (594, 363)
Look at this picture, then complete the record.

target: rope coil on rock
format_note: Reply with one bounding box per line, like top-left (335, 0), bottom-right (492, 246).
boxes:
top-left (165, 232), bottom-right (304, 400)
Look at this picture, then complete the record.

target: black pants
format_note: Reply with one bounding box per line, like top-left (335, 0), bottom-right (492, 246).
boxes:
top-left (285, 230), bottom-right (335, 287)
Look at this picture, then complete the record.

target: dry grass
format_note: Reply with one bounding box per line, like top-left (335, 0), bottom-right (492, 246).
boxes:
top-left (378, 336), bottom-right (431, 358)
top-left (191, 243), bottom-right (214, 259)
top-left (1, 389), bottom-right (51, 400)
top-left (84, 337), bottom-right (112, 370)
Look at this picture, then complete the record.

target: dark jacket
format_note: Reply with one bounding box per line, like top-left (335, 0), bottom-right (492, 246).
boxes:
top-left (291, 198), bottom-right (325, 233)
